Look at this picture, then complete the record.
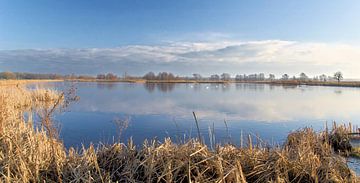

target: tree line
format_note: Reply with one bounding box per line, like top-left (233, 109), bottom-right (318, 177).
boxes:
top-left (0, 72), bottom-right (99, 80)
top-left (0, 71), bottom-right (344, 83)
top-left (0, 71), bottom-right (121, 80)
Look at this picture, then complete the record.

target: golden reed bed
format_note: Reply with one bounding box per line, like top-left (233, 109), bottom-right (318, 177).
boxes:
top-left (0, 84), bottom-right (358, 182)
top-left (0, 79), bottom-right (63, 86)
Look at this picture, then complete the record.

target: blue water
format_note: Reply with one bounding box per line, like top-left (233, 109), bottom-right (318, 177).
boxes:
top-left (30, 82), bottom-right (360, 150)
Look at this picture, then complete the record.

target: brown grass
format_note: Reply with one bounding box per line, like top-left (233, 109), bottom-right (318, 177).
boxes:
top-left (0, 79), bottom-right (63, 86)
top-left (0, 85), bottom-right (358, 182)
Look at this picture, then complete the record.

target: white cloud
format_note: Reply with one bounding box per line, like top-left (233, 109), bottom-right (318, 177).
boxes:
top-left (1, 40), bottom-right (360, 77)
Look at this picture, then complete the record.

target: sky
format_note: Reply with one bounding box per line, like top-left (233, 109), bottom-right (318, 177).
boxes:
top-left (1, 0), bottom-right (360, 78)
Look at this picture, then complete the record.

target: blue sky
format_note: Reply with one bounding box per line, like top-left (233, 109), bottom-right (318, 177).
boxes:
top-left (1, 0), bottom-right (360, 77)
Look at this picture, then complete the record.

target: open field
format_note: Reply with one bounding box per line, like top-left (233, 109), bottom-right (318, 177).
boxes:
top-left (0, 84), bottom-right (359, 182)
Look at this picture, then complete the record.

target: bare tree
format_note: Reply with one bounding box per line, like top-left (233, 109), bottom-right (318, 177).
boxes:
top-left (221, 73), bottom-right (231, 81)
top-left (210, 74), bottom-right (220, 81)
top-left (105, 73), bottom-right (118, 80)
top-left (268, 74), bottom-right (275, 81)
top-left (333, 71), bottom-right (343, 83)
top-left (299, 73), bottom-right (308, 81)
top-left (192, 73), bottom-right (202, 80)
top-left (319, 74), bottom-right (327, 82)
top-left (281, 74), bottom-right (289, 80)
top-left (96, 74), bottom-right (106, 79)
top-left (143, 72), bottom-right (156, 80)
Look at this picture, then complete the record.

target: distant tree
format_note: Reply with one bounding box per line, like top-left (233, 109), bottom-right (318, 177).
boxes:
top-left (319, 74), bottom-right (327, 82)
top-left (168, 73), bottom-right (175, 80)
top-left (105, 73), bottom-right (118, 80)
top-left (70, 73), bottom-right (77, 80)
top-left (299, 73), bottom-right (308, 81)
top-left (192, 73), bottom-right (202, 80)
top-left (221, 73), bottom-right (231, 81)
top-left (268, 74), bottom-right (275, 80)
top-left (258, 73), bottom-right (265, 81)
top-left (157, 72), bottom-right (175, 80)
top-left (281, 74), bottom-right (289, 80)
top-left (210, 74), bottom-right (220, 81)
top-left (96, 74), bottom-right (106, 80)
top-left (327, 76), bottom-right (334, 81)
top-left (157, 72), bottom-right (166, 80)
top-left (143, 72), bottom-right (156, 80)
top-left (0, 71), bottom-right (17, 79)
top-left (78, 75), bottom-right (95, 80)
top-left (333, 71), bottom-right (343, 83)
top-left (313, 76), bottom-right (319, 81)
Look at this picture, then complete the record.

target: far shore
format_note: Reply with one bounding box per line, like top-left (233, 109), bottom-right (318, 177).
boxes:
top-left (68, 78), bottom-right (360, 88)
top-left (3, 79), bottom-right (360, 88)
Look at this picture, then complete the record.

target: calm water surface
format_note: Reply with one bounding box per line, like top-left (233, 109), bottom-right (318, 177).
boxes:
top-left (30, 82), bottom-right (360, 174)
top-left (32, 82), bottom-right (360, 149)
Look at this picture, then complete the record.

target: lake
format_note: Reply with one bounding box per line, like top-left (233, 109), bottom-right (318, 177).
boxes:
top-left (31, 82), bottom-right (360, 149)
top-left (30, 81), bottom-right (360, 174)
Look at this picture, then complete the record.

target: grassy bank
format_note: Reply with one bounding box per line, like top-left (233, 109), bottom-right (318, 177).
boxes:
top-left (0, 84), bottom-right (358, 182)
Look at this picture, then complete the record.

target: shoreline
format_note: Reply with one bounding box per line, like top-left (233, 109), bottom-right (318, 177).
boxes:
top-left (2, 79), bottom-right (360, 88)
top-left (66, 79), bottom-right (360, 88)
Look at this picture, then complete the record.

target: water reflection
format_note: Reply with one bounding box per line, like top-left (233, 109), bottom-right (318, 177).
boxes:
top-left (60, 82), bottom-right (360, 123)
top-left (281, 85), bottom-right (298, 90)
top-left (144, 83), bottom-right (156, 93)
top-left (144, 83), bottom-right (175, 93)
top-left (334, 90), bottom-right (342, 95)
top-left (157, 83), bottom-right (175, 92)
top-left (96, 82), bottom-right (118, 90)
top-left (32, 82), bottom-right (360, 148)
top-left (235, 83), bottom-right (265, 91)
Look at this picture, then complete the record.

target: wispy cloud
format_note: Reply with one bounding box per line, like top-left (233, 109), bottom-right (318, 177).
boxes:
top-left (1, 40), bottom-right (360, 77)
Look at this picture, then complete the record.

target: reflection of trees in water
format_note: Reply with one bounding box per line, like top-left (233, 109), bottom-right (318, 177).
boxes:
top-left (144, 83), bottom-right (156, 93)
top-left (144, 83), bottom-right (175, 93)
top-left (158, 83), bottom-right (175, 92)
top-left (281, 85), bottom-right (298, 90)
top-left (121, 83), bottom-right (136, 90)
top-left (235, 83), bottom-right (265, 91)
top-left (96, 82), bottom-right (118, 90)
top-left (221, 84), bottom-right (230, 92)
top-left (334, 90), bottom-right (342, 95)
top-left (209, 84), bottom-right (220, 90)
top-left (269, 85), bottom-right (275, 90)
top-left (193, 84), bottom-right (201, 91)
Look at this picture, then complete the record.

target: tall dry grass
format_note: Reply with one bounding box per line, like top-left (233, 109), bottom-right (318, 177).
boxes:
top-left (0, 85), bottom-right (358, 182)
top-left (0, 85), bottom-right (66, 182)
top-left (0, 79), bottom-right (63, 87)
